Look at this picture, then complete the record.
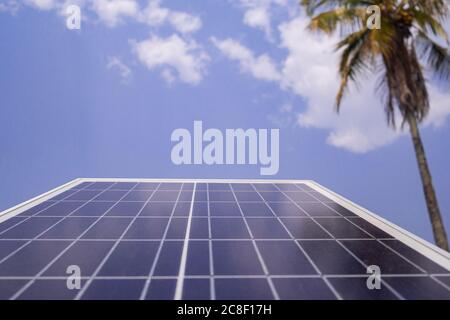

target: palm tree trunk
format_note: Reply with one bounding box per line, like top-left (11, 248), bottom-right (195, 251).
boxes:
top-left (407, 115), bottom-right (449, 251)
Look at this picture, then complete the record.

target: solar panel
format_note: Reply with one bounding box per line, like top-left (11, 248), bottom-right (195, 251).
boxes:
top-left (0, 179), bottom-right (449, 300)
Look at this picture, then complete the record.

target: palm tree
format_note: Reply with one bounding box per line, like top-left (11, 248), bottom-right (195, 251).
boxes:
top-left (300, 0), bottom-right (450, 250)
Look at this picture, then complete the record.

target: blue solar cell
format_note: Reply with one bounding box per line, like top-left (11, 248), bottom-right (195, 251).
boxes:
top-left (234, 192), bottom-right (264, 202)
top-left (259, 192), bottom-right (291, 202)
top-left (257, 241), bottom-right (317, 275)
top-left (123, 218), bottom-right (168, 239)
top-left (133, 182), bottom-right (159, 190)
top-left (0, 217), bottom-right (26, 233)
top-left (182, 183), bottom-right (194, 191)
top-left (315, 218), bottom-right (372, 239)
top-left (192, 202), bottom-right (208, 216)
top-left (208, 183), bottom-right (230, 191)
top-left (348, 217), bottom-right (394, 238)
top-left (109, 182), bottom-right (137, 190)
top-left (239, 202), bottom-right (274, 217)
top-left (280, 218), bottom-right (331, 239)
top-left (231, 183), bottom-right (255, 191)
top-left (93, 190), bottom-right (127, 201)
top-left (0, 280), bottom-right (28, 299)
top-left (140, 202), bottom-right (175, 216)
top-left (275, 184), bottom-right (302, 191)
top-left (211, 218), bottom-right (250, 239)
top-left (253, 184), bottom-right (279, 192)
top-left (266, 202), bottom-right (306, 217)
top-left (173, 202), bottom-right (191, 216)
top-left (36, 201), bottom-right (84, 216)
top-left (84, 182), bottom-right (114, 190)
top-left (209, 202), bottom-right (241, 216)
top-left (70, 201), bottom-right (115, 217)
top-left (384, 277), bottom-right (450, 300)
top-left (154, 241), bottom-right (183, 276)
top-left (18, 280), bottom-right (85, 300)
top-left (246, 218), bottom-right (291, 239)
top-left (39, 217), bottom-right (96, 239)
top-left (196, 183), bottom-right (207, 191)
top-left (342, 240), bottom-right (424, 274)
top-left (166, 218), bottom-right (188, 239)
top-left (43, 241), bottom-right (114, 276)
top-left (186, 241), bottom-right (209, 275)
top-left (0, 217), bottom-right (62, 239)
top-left (0, 241), bottom-right (70, 276)
top-left (194, 191), bottom-right (207, 201)
top-left (326, 203), bottom-right (357, 216)
top-left (190, 218), bottom-right (209, 239)
top-left (215, 278), bottom-right (274, 299)
top-left (0, 240), bottom-right (27, 260)
top-left (82, 279), bottom-right (144, 300)
top-left (283, 191), bottom-right (318, 202)
top-left (158, 183), bottom-right (182, 191)
top-left (122, 191), bottom-right (153, 201)
top-left (98, 241), bottom-right (159, 276)
top-left (65, 190), bottom-right (102, 201)
top-left (328, 277), bottom-right (398, 300)
top-left (209, 191), bottom-right (235, 202)
top-left (178, 191), bottom-right (194, 202)
top-left (300, 240), bottom-right (366, 274)
top-left (213, 241), bottom-right (264, 275)
top-left (273, 278), bottom-right (336, 300)
top-left (106, 202), bottom-right (145, 217)
top-left (82, 218), bottom-right (131, 239)
top-left (183, 279), bottom-right (210, 299)
top-left (150, 191), bottom-right (180, 202)
top-left (145, 279), bottom-right (176, 300)
top-left (297, 202), bottom-right (341, 217)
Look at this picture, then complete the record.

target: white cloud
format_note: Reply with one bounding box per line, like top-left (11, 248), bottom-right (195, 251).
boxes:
top-left (235, 0), bottom-right (289, 39)
top-left (107, 56), bottom-right (132, 83)
top-left (243, 6), bottom-right (271, 38)
top-left (131, 34), bottom-right (209, 85)
top-left (0, 1), bottom-right (20, 14)
top-left (91, 0), bottom-right (138, 27)
top-left (139, 0), bottom-right (202, 34)
top-left (211, 37), bottom-right (281, 82)
top-left (25, 0), bottom-right (57, 10)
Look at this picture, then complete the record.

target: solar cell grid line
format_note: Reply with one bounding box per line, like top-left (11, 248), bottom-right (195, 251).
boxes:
top-left (252, 184), bottom-right (342, 300)
top-left (305, 191), bottom-right (447, 277)
top-left (10, 181), bottom-right (142, 299)
top-left (271, 183), bottom-right (405, 299)
top-left (74, 183), bottom-right (162, 300)
top-left (206, 183), bottom-right (216, 300)
top-left (249, 183), bottom-right (342, 300)
top-left (174, 183), bottom-right (196, 300)
top-left (0, 182), bottom-right (118, 272)
top-left (229, 183), bottom-right (280, 300)
top-left (0, 181), bottom-right (93, 238)
top-left (301, 184), bottom-right (447, 279)
top-left (140, 183), bottom-right (190, 300)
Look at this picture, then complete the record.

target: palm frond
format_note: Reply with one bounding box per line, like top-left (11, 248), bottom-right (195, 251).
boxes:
top-left (336, 28), bottom-right (371, 109)
top-left (416, 30), bottom-right (450, 80)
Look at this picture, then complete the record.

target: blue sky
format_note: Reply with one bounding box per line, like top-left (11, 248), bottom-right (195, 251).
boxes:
top-left (0, 0), bottom-right (449, 243)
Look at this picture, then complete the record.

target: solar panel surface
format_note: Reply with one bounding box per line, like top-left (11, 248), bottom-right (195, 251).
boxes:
top-left (0, 179), bottom-right (449, 300)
